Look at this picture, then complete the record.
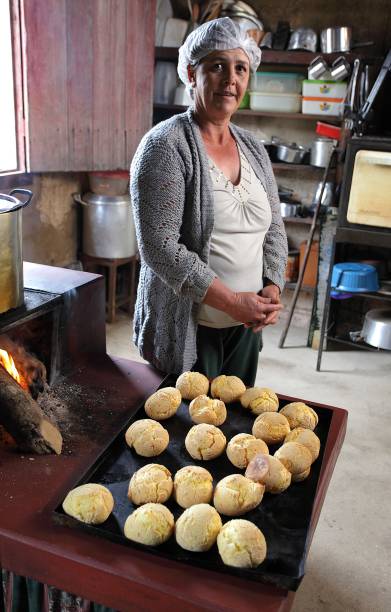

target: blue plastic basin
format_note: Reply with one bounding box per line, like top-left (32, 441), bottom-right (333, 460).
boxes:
top-left (331, 262), bottom-right (379, 293)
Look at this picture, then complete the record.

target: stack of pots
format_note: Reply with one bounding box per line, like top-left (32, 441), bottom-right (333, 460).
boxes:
top-left (74, 172), bottom-right (137, 259)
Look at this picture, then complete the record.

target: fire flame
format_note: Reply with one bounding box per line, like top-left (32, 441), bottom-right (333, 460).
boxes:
top-left (0, 348), bottom-right (23, 386)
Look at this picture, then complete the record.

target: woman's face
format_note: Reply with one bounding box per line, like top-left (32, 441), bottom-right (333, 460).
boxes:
top-left (189, 48), bottom-right (250, 120)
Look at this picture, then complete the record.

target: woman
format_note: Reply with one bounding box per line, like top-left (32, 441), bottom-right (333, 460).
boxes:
top-left (130, 17), bottom-right (287, 386)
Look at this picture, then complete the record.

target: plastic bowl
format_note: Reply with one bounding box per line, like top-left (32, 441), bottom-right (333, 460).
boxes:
top-left (331, 262), bottom-right (379, 292)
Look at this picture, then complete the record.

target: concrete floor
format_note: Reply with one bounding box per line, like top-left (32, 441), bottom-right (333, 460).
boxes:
top-left (106, 311), bottom-right (391, 612)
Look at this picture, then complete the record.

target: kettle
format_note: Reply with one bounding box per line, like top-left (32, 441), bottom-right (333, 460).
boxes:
top-left (0, 189), bottom-right (33, 314)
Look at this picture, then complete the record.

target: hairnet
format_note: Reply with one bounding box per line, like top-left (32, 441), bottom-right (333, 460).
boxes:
top-left (177, 17), bottom-right (262, 88)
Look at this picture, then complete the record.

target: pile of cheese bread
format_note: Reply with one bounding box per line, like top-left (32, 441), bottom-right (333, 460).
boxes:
top-left (62, 372), bottom-right (321, 570)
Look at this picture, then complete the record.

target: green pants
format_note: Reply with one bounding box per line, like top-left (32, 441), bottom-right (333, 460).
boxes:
top-left (193, 324), bottom-right (262, 387)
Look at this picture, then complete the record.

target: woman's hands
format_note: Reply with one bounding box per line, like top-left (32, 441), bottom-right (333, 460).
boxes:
top-left (244, 282), bottom-right (282, 333)
top-left (203, 278), bottom-right (283, 332)
top-left (228, 291), bottom-right (282, 329)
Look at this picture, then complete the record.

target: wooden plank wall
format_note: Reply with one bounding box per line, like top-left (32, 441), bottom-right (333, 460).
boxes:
top-left (23, 0), bottom-right (156, 172)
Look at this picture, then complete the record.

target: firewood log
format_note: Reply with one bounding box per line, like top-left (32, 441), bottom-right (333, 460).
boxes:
top-left (0, 366), bottom-right (62, 454)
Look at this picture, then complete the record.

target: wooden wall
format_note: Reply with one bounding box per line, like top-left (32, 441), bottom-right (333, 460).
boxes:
top-left (23, 0), bottom-right (156, 172)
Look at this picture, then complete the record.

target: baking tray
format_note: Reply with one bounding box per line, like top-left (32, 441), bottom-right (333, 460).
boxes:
top-left (53, 376), bottom-right (332, 591)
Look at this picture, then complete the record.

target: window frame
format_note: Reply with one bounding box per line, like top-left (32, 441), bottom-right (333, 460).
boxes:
top-left (0, 0), bottom-right (27, 176)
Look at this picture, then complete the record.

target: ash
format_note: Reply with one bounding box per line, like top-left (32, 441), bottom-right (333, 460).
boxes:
top-left (37, 375), bottom-right (112, 446)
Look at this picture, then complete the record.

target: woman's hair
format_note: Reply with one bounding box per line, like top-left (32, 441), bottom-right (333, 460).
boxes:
top-left (177, 17), bottom-right (262, 92)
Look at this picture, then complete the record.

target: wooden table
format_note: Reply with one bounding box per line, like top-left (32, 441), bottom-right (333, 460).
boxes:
top-left (0, 356), bottom-right (347, 612)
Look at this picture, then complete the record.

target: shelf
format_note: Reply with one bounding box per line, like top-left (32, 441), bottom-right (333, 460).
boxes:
top-left (335, 227), bottom-right (391, 248)
top-left (285, 282), bottom-right (315, 293)
top-left (272, 163), bottom-right (325, 171)
top-left (283, 216), bottom-right (316, 225)
top-left (330, 289), bottom-right (391, 301)
top-left (326, 335), bottom-right (388, 352)
top-left (155, 47), bottom-right (380, 67)
top-left (153, 103), bottom-right (342, 123)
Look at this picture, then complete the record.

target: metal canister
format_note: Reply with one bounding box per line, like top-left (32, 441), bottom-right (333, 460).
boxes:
top-left (310, 138), bottom-right (335, 168)
top-left (73, 193), bottom-right (137, 259)
top-left (0, 189), bottom-right (33, 314)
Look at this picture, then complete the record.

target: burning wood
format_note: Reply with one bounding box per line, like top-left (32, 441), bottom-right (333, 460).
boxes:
top-left (0, 335), bottom-right (46, 399)
top-left (0, 342), bottom-right (62, 455)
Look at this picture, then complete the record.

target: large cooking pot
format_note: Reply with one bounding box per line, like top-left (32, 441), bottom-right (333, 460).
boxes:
top-left (74, 193), bottom-right (137, 259)
top-left (361, 309), bottom-right (391, 350)
top-left (0, 189), bottom-right (33, 314)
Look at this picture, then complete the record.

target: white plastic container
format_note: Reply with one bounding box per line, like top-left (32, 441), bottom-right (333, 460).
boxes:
top-left (251, 72), bottom-right (304, 94)
top-left (302, 96), bottom-right (344, 117)
top-left (250, 92), bottom-right (301, 113)
top-left (154, 61), bottom-right (177, 104)
top-left (302, 79), bottom-right (348, 98)
top-left (173, 84), bottom-right (192, 106)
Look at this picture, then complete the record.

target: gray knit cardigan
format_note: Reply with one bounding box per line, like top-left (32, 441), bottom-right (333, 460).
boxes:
top-left (130, 108), bottom-right (288, 374)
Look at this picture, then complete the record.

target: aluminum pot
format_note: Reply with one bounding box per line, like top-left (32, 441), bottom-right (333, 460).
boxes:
top-left (275, 141), bottom-right (309, 164)
top-left (310, 137), bottom-right (335, 167)
top-left (361, 308), bottom-right (391, 350)
top-left (280, 202), bottom-right (299, 218)
top-left (320, 27), bottom-right (351, 53)
top-left (0, 189), bottom-right (33, 314)
top-left (74, 193), bottom-right (137, 259)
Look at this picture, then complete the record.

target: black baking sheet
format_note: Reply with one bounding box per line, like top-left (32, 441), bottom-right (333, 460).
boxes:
top-left (53, 376), bottom-right (332, 591)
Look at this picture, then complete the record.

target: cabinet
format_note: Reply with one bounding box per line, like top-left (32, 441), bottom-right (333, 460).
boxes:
top-left (316, 227), bottom-right (391, 370)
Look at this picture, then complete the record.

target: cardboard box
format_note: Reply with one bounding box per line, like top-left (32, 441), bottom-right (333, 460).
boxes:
top-left (299, 240), bottom-right (319, 287)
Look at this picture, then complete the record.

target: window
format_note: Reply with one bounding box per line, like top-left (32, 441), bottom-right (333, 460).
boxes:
top-left (0, 0), bottom-right (25, 175)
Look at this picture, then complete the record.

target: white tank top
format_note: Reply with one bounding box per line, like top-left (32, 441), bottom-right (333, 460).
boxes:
top-left (198, 145), bottom-right (272, 328)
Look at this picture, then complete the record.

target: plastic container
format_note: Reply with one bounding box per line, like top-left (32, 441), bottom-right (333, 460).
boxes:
top-left (331, 263), bottom-right (379, 292)
top-left (239, 91), bottom-right (250, 109)
top-left (302, 96), bottom-right (344, 117)
top-left (154, 61), bottom-right (177, 104)
top-left (302, 79), bottom-right (348, 98)
top-left (251, 72), bottom-right (304, 94)
top-left (250, 92), bottom-right (301, 113)
top-left (316, 121), bottom-right (342, 140)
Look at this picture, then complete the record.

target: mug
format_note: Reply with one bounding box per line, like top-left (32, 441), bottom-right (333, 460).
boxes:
top-left (330, 57), bottom-right (351, 81)
top-left (308, 57), bottom-right (328, 80)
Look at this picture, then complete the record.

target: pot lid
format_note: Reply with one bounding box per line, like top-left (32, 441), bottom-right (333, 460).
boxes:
top-left (0, 194), bottom-right (20, 214)
top-left (81, 192), bottom-right (131, 205)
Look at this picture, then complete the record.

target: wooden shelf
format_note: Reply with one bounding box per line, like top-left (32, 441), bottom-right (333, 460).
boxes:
top-left (153, 103), bottom-right (342, 123)
top-left (272, 163), bottom-right (324, 171)
top-left (282, 216), bottom-right (316, 225)
top-left (155, 47), bottom-right (380, 67)
top-left (285, 282), bottom-right (315, 292)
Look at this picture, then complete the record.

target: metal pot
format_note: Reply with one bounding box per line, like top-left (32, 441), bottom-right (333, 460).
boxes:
top-left (0, 189), bottom-right (33, 314)
top-left (310, 138), bottom-right (336, 168)
top-left (361, 308), bottom-right (391, 350)
top-left (280, 202), bottom-right (299, 218)
top-left (320, 27), bottom-right (352, 53)
top-left (275, 141), bottom-right (309, 164)
top-left (288, 28), bottom-right (317, 52)
top-left (311, 181), bottom-right (335, 209)
top-left (74, 193), bottom-right (137, 259)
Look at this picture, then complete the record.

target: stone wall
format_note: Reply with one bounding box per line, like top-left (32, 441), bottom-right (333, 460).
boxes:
top-left (21, 173), bottom-right (87, 267)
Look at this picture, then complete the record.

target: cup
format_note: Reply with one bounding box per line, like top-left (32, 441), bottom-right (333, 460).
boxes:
top-left (308, 57), bottom-right (329, 80)
top-left (330, 57), bottom-right (351, 81)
